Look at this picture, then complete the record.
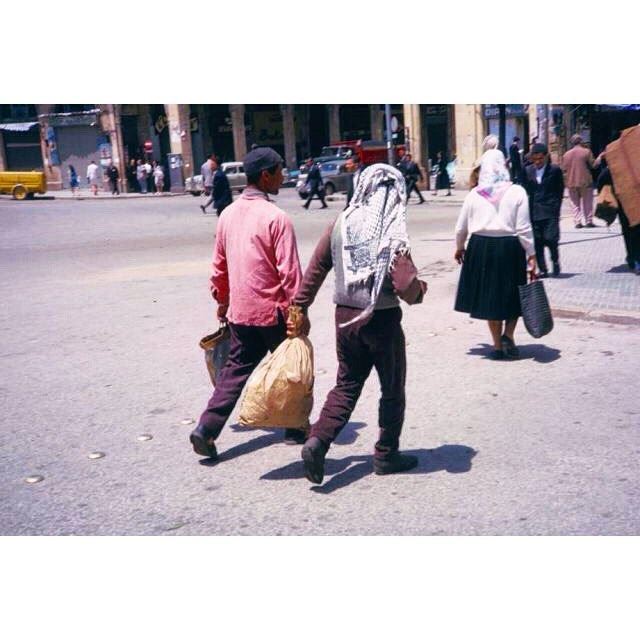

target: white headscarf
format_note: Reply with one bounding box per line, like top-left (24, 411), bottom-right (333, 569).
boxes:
top-left (475, 149), bottom-right (512, 206)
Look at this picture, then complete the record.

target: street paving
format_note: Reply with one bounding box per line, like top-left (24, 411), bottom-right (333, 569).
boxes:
top-left (0, 191), bottom-right (638, 535)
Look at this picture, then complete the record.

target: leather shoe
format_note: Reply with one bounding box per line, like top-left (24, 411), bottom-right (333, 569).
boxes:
top-left (284, 428), bottom-right (307, 445)
top-left (374, 452), bottom-right (418, 475)
top-left (585, 222), bottom-right (596, 228)
top-left (575, 223), bottom-right (584, 229)
top-left (301, 436), bottom-right (327, 484)
top-left (552, 262), bottom-right (561, 277)
top-left (500, 335), bottom-right (520, 358)
top-left (189, 425), bottom-right (218, 459)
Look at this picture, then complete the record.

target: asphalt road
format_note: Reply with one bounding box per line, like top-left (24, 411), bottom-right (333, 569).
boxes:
top-left (1, 190), bottom-right (638, 535)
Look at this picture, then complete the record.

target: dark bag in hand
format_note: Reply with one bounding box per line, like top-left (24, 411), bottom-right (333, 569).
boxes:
top-left (199, 323), bottom-right (231, 386)
top-left (518, 280), bottom-right (554, 338)
top-left (595, 185), bottom-right (619, 226)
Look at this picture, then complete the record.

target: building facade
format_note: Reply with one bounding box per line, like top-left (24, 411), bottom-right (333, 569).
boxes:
top-left (2, 104), bottom-right (638, 191)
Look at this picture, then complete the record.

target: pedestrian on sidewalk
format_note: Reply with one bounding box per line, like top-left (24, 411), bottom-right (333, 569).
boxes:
top-left (126, 159), bottom-right (138, 192)
top-left (136, 160), bottom-right (148, 194)
top-left (302, 159), bottom-right (328, 210)
top-left (190, 147), bottom-right (305, 460)
top-left (399, 153), bottom-right (425, 203)
top-left (68, 165), bottom-right (79, 196)
top-left (86, 160), bottom-right (100, 196)
top-left (454, 149), bottom-right (537, 360)
top-left (522, 143), bottom-right (564, 277)
top-left (107, 162), bottom-right (120, 196)
top-left (200, 156), bottom-right (232, 215)
top-left (152, 161), bottom-right (164, 194)
top-left (508, 136), bottom-right (523, 184)
top-left (293, 163), bottom-right (427, 485)
top-left (432, 151), bottom-right (452, 196)
top-left (562, 134), bottom-right (596, 228)
top-left (144, 158), bottom-right (153, 194)
top-left (596, 157), bottom-right (640, 274)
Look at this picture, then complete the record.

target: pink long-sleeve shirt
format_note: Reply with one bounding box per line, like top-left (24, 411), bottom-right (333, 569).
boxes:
top-left (210, 186), bottom-right (303, 326)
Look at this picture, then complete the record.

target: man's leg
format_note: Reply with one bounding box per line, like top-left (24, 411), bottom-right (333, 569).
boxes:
top-left (546, 218), bottom-right (560, 273)
top-left (201, 188), bottom-right (214, 213)
top-left (582, 186), bottom-right (594, 224)
top-left (193, 324), bottom-right (270, 454)
top-left (533, 221), bottom-right (548, 274)
top-left (568, 188), bottom-right (582, 225)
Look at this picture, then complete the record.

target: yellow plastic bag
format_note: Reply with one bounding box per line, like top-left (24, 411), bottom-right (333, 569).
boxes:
top-left (238, 329), bottom-right (314, 430)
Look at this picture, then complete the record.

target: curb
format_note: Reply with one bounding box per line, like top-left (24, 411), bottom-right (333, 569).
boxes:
top-left (51, 192), bottom-right (190, 201)
top-left (552, 306), bottom-right (640, 326)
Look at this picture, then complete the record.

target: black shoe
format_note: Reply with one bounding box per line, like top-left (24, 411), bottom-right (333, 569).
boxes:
top-left (189, 425), bottom-right (218, 459)
top-left (585, 222), bottom-right (596, 228)
top-left (301, 436), bottom-right (327, 484)
top-left (320, 205), bottom-right (328, 209)
top-left (552, 262), bottom-right (561, 277)
top-left (200, 205), bottom-right (207, 214)
top-left (489, 349), bottom-right (506, 360)
top-left (500, 335), bottom-right (520, 358)
top-left (538, 270), bottom-right (549, 279)
top-left (374, 452), bottom-right (418, 476)
top-left (284, 428), bottom-right (306, 445)
top-left (419, 199), bottom-right (425, 204)
top-left (575, 223), bottom-right (584, 229)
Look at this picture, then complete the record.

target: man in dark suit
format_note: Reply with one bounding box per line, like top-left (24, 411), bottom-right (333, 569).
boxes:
top-left (508, 137), bottom-right (523, 184)
top-left (398, 153), bottom-right (425, 203)
top-left (523, 143), bottom-right (565, 277)
top-left (302, 159), bottom-right (328, 210)
top-left (202, 156), bottom-right (233, 215)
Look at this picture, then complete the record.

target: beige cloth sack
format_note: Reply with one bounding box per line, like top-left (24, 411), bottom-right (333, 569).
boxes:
top-left (238, 332), bottom-right (314, 430)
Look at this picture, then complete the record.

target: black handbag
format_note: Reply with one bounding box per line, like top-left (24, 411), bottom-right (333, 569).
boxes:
top-left (518, 280), bottom-right (554, 338)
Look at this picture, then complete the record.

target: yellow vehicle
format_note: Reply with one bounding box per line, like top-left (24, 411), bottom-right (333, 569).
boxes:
top-left (0, 171), bottom-right (47, 200)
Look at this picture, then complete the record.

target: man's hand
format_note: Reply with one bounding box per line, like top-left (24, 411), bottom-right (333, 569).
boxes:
top-left (527, 255), bottom-right (538, 282)
top-left (217, 303), bottom-right (229, 321)
top-left (454, 249), bottom-right (466, 264)
top-left (286, 306), bottom-right (310, 338)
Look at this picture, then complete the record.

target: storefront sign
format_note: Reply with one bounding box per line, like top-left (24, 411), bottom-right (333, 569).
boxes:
top-left (484, 104), bottom-right (528, 119)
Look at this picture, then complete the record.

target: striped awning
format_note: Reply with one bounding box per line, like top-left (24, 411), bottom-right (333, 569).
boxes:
top-left (0, 122), bottom-right (38, 132)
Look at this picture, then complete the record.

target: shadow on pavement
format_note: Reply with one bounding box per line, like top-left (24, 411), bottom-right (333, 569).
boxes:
top-left (607, 264), bottom-right (634, 274)
top-left (467, 343), bottom-right (561, 363)
top-left (550, 272), bottom-right (579, 279)
top-left (261, 444), bottom-right (477, 494)
top-left (333, 421), bottom-right (367, 445)
top-left (560, 233), bottom-right (619, 246)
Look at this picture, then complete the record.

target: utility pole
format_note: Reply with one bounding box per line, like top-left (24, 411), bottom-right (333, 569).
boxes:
top-left (385, 104), bottom-right (394, 165)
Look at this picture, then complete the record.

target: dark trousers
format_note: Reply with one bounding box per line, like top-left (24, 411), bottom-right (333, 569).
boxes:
top-left (618, 209), bottom-right (640, 267)
top-left (311, 306), bottom-right (406, 460)
top-left (406, 178), bottom-right (424, 202)
top-left (303, 185), bottom-right (327, 208)
top-left (110, 179), bottom-right (119, 195)
top-left (533, 218), bottom-right (560, 273)
top-left (198, 315), bottom-right (286, 439)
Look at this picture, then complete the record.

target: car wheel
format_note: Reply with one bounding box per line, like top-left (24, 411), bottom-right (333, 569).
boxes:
top-left (324, 183), bottom-right (335, 196)
top-left (12, 185), bottom-right (27, 200)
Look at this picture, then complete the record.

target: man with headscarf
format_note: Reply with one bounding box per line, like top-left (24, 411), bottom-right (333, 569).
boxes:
top-left (289, 164), bottom-right (427, 485)
top-left (522, 143), bottom-right (565, 277)
top-left (190, 147), bottom-right (305, 460)
top-left (562, 134), bottom-right (596, 228)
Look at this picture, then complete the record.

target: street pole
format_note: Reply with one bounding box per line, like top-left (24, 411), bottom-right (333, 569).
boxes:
top-left (498, 104), bottom-right (506, 154)
top-left (385, 104), bottom-right (394, 165)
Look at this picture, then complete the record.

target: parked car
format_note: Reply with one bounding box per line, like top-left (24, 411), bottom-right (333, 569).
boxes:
top-left (0, 171), bottom-right (47, 200)
top-left (186, 162), bottom-right (292, 195)
top-left (296, 160), bottom-right (351, 198)
top-left (185, 161), bottom-right (248, 196)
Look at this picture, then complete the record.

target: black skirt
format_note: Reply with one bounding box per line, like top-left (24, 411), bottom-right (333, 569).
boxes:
top-left (454, 234), bottom-right (527, 320)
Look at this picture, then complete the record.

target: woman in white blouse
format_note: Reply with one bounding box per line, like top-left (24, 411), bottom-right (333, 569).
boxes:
top-left (454, 149), bottom-right (537, 359)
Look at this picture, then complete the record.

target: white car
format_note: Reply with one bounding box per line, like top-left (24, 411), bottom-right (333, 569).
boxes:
top-left (185, 161), bottom-right (290, 195)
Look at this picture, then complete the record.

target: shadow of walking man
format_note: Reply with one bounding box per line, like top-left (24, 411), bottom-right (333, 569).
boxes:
top-left (261, 444), bottom-right (477, 494)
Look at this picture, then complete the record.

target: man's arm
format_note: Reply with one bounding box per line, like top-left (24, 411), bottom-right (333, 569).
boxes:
top-left (271, 214), bottom-right (303, 308)
top-left (293, 221), bottom-right (334, 310)
top-left (210, 226), bottom-right (229, 316)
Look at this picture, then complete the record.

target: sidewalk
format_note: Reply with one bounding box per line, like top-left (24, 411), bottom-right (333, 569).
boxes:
top-left (48, 189), bottom-right (189, 200)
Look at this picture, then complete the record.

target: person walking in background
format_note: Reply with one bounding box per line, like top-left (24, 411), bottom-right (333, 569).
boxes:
top-left (200, 154), bottom-right (216, 213)
top-left (399, 153), bottom-right (425, 203)
top-left (189, 147), bottom-right (305, 460)
top-left (508, 136), bottom-right (523, 184)
top-left (86, 160), bottom-right (100, 196)
top-left (201, 156), bottom-right (232, 215)
top-left (597, 156), bottom-right (640, 274)
top-left (127, 158), bottom-right (138, 192)
top-left (454, 149), bottom-right (537, 360)
top-left (136, 160), bottom-right (148, 194)
top-left (303, 159), bottom-right (328, 210)
top-left (144, 158), bottom-right (153, 194)
top-left (153, 161), bottom-right (164, 195)
top-left (68, 165), bottom-right (79, 196)
top-left (562, 134), bottom-right (596, 228)
top-left (107, 162), bottom-right (120, 196)
top-left (432, 151), bottom-right (452, 196)
top-left (522, 143), bottom-right (564, 278)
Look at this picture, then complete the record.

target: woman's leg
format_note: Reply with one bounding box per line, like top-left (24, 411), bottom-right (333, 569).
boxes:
top-left (503, 318), bottom-right (518, 341)
top-left (488, 320), bottom-right (504, 349)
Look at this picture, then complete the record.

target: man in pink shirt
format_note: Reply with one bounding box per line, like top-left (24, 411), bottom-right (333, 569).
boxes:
top-left (190, 147), bottom-right (305, 460)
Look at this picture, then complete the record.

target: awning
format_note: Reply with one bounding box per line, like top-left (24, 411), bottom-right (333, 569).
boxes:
top-left (0, 121), bottom-right (38, 132)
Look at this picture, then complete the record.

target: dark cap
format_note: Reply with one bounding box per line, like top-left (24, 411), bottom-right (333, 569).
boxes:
top-left (531, 143), bottom-right (548, 155)
top-left (243, 147), bottom-right (283, 175)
